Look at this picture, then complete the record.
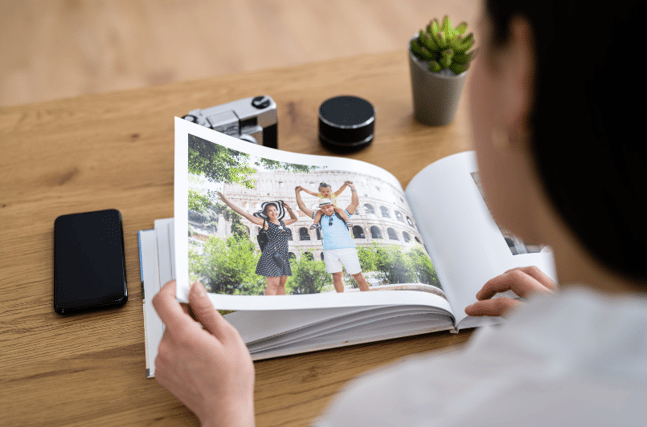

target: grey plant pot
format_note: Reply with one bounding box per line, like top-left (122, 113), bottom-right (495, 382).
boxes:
top-left (408, 47), bottom-right (468, 126)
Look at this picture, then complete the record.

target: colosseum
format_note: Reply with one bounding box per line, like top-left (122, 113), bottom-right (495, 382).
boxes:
top-left (190, 168), bottom-right (425, 260)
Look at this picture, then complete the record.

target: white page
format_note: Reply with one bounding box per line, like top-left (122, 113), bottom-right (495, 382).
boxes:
top-left (251, 320), bottom-right (454, 361)
top-left (155, 218), bottom-right (174, 288)
top-left (139, 229), bottom-right (164, 378)
top-left (168, 220), bottom-right (175, 280)
top-left (405, 152), bottom-right (556, 326)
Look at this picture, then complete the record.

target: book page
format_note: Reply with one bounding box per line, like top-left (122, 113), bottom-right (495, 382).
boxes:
top-left (405, 152), bottom-right (556, 327)
top-left (174, 117), bottom-right (451, 314)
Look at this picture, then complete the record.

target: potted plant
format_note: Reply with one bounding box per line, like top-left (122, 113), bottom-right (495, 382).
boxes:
top-left (409, 16), bottom-right (476, 126)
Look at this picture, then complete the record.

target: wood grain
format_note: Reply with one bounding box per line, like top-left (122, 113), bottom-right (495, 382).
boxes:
top-left (0, 0), bottom-right (481, 107)
top-left (1, 50), bottom-right (475, 426)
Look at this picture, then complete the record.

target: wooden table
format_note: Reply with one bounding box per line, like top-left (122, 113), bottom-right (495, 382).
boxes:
top-left (0, 50), bottom-right (474, 427)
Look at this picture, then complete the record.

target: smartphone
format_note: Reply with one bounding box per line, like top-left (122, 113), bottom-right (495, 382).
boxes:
top-left (54, 209), bottom-right (128, 314)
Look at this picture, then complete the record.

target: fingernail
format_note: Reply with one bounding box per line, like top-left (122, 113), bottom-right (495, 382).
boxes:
top-left (192, 281), bottom-right (206, 297)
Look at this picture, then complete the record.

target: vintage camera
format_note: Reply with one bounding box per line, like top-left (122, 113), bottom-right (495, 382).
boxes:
top-left (182, 95), bottom-right (278, 148)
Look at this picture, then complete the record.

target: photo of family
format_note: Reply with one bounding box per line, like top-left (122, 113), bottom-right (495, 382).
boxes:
top-left (186, 133), bottom-right (442, 297)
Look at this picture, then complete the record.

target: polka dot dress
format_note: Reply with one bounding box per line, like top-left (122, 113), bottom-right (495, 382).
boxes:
top-left (256, 220), bottom-right (292, 277)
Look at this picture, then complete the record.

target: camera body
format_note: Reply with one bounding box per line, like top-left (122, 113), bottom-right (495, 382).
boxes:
top-left (182, 95), bottom-right (278, 148)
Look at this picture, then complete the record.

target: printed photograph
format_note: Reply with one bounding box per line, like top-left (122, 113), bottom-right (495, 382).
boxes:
top-left (187, 134), bottom-right (443, 297)
top-left (470, 172), bottom-right (550, 255)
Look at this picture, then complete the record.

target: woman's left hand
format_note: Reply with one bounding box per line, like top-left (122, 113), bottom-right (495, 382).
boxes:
top-left (153, 280), bottom-right (255, 426)
top-left (465, 266), bottom-right (557, 318)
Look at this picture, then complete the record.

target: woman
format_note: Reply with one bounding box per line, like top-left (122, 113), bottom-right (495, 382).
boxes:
top-left (217, 192), bottom-right (298, 295)
top-left (152, 1), bottom-right (647, 425)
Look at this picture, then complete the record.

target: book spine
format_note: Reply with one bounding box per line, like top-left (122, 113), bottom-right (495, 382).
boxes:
top-left (138, 230), bottom-right (146, 300)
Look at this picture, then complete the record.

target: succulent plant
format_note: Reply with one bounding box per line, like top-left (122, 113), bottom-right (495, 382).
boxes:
top-left (410, 16), bottom-right (476, 75)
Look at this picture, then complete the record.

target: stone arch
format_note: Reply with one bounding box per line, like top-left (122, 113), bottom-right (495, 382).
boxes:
top-left (403, 231), bottom-right (411, 243)
top-left (387, 227), bottom-right (398, 240)
top-left (370, 226), bottom-right (382, 239)
top-left (352, 226), bottom-right (365, 239)
top-left (380, 206), bottom-right (390, 218)
top-left (364, 204), bottom-right (375, 215)
top-left (299, 227), bottom-right (311, 241)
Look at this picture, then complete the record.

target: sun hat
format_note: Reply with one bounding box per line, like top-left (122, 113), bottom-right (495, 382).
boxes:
top-left (319, 198), bottom-right (333, 207)
top-left (253, 200), bottom-right (286, 220)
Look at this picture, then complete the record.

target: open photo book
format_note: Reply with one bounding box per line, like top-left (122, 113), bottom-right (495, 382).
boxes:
top-left (137, 117), bottom-right (555, 377)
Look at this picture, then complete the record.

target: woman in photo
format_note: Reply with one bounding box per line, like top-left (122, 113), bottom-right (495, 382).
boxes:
top-left (217, 192), bottom-right (298, 295)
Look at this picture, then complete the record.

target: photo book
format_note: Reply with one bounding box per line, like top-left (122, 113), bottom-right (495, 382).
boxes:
top-left (138, 117), bottom-right (555, 377)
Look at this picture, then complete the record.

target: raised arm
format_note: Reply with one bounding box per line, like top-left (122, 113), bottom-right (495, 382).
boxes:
top-left (346, 183), bottom-right (359, 214)
top-left (295, 186), bottom-right (315, 218)
top-left (217, 192), bottom-right (264, 226)
top-left (282, 201), bottom-right (299, 225)
top-left (300, 187), bottom-right (319, 197)
top-left (333, 181), bottom-right (351, 197)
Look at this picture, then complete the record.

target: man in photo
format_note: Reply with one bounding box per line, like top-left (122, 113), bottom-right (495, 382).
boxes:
top-left (295, 183), bottom-right (370, 293)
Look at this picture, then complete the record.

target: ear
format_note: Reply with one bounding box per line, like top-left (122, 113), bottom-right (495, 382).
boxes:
top-left (500, 16), bottom-right (535, 146)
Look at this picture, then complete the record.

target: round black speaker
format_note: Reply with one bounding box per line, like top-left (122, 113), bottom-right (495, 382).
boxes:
top-left (318, 95), bottom-right (375, 152)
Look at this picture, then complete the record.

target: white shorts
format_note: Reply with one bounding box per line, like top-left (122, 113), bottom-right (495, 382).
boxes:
top-left (323, 248), bottom-right (362, 275)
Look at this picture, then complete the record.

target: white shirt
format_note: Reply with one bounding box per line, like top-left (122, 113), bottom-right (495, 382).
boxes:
top-left (315, 286), bottom-right (647, 426)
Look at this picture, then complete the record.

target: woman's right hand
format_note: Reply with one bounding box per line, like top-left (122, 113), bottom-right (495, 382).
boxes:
top-left (465, 266), bottom-right (557, 318)
top-left (153, 280), bottom-right (255, 426)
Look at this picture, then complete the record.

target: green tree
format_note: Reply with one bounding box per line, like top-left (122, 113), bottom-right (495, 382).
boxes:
top-left (188, 134), bottom-right (317, 189)
top-left (285, 250), bottom-right (332, 294)
top-left (188, 189), bottom-right (214, 213)
top-left (408, 244), bottom-right (441, 289)
top-left (375, 245), bottom-right (417, 284)
top-left (189, 135), bottom-right (258, 188)
top-left (189, 235), bottom-right (264, 295)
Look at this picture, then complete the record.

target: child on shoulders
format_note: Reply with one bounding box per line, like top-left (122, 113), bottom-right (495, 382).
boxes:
top-left (300, 181), bottom-right (353, 229)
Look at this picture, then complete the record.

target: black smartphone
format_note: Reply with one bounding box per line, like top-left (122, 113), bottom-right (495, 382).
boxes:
top-left (54, 209), bottom-right (128, 314)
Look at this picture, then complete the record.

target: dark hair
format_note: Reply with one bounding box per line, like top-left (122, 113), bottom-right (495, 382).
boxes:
top-left (486, 0), bottom-right (647, 280)
top-left (319, 182), bottom-right (332, 190)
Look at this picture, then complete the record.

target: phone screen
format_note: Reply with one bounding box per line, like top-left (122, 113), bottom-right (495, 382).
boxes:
top-left (54, 209), bottom-right (128, 314)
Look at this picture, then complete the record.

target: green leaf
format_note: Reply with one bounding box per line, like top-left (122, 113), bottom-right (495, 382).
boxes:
top-left (419, 32), bottom-right (439, 52)
top-left (429, 60), bottom-right (442, 72)
top-left (450, 62), bottom-right (469, 74)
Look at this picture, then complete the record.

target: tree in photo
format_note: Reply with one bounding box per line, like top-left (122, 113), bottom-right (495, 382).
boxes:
top-left (188, 134), bottom-right (316, 189)
top-left (285, 250), bottom-right (332, 295)
top-left (408, 245), bottom-right (441, 289)
top-left (189, 234), bottom-right (265, 296)
top-left (353, 242), bottom-right (441, 289)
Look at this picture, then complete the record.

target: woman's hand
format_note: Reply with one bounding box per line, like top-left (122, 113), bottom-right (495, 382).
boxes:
top-left (465, 266), bottom-right (557, 318)
top-left (153, 280), bottom-right (255, 427)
